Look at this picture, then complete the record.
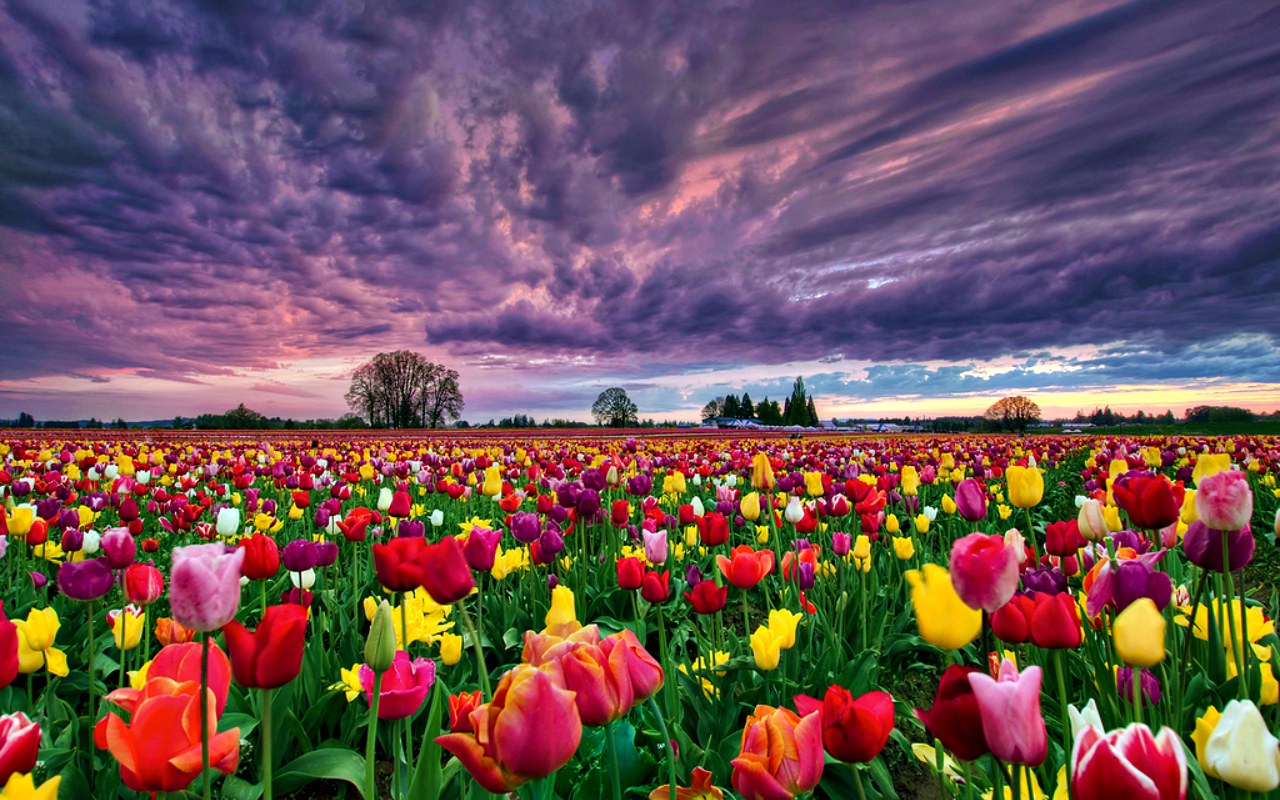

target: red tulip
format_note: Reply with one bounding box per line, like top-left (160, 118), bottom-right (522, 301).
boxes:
top-left (123, 563), bottom-right (165, 606)
top-left (731, 705), bottom-right (824, 800)
top-left (1072, 723), bottom-right (1186, 800)
top-left (222, 604), bottom-right (308, 690)
top-left (992, 595), bottom-right (1035, 644)
top-left (449, 690), bottom-right (483, 733)
top-left (913, 665), bottom-right (989, 761)
top-left (372, 536), bottom-right (428, 593)
top-left (640, 570), bottom-right (670, 603)
top-left (716, 545), bottom-right (775, 589)
top-left (135, 641), bottom-right (233, 716)
top-left (696, 513), bottom-right (728, 546)
top-left (611, 499), bottom-right (630, 527)
top-left (684, 579), bottom-right (728, 615)
top-left (336, 510), bottom-right (371, 542)
top-left (617, 557), bottom-right (644, 590)
top-left (1028, 592), bottom-right (1082, 650)
top-left (419, 536), bottom-right (475, 604)
top-left (554, 639), bottom-right (634, 727)
top-left (1113, 473), bottom-right (1183, 531)
top-left (1045, 520), bottom-right (1086, 557)
top-left (0, 712), bottom-right (39, 786)
top-left (360, 651), bottom-right (436, 719)
top-left (795, 687), bottom-right (894, 764)
top-left (387, 490), bottom-right (412, 518)
top-left (436, 664), bottom-right (583, 793)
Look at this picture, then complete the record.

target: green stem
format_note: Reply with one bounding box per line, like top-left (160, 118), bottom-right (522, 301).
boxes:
top-left (1132, 665), bottom-right (1142, 726)
top-left (456, 600), bottom-right (491, 698)
top-left (86, 599), bottom-right (97, 792)
top-left (656, 605), bottom-right (676, 726)
top-left (366, 671), bottom-right (384, 800)
top-left (260, 579), bottom-right (268, 621)
top-left (647, 697), bottom-right (677, 800)
top-left (1220, 539), bottom-right (1246, 700)
top-left (741, 590), bottom-right (750, 637)
top-left (1054, 649), bottom-right (1072, 790)
top-left (605, 719), bottom-right (623, 800)
top-left (852, 765), bottom-right (869, 800)
top-left (202, 632), bottom-right (212, 800)
top-left (262, 687), bottom-right (274, 800)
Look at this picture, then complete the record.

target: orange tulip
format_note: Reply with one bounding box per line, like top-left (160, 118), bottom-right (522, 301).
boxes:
top-left (716, 545), bottom-right (775, 589)
top-left (94, 676), bottom-right (240, 794)
top-left (731, 705), bottom-right (824, 800)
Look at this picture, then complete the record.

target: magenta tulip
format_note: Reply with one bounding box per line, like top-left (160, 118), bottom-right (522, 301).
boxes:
top-left (360, 651), bottom-right (435, 720)
top-left (949, 533), bottom-right (1019, 613)
top-left (954, 479), bottom-right (988, 522)
top-left (56, 557), bottom-right (114, 601)
top-left (169, 544), bottom-right (246, 632)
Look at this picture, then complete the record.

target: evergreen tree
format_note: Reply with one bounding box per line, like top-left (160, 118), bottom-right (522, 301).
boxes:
top-left (806, 397), bottom-right (819, 427)
top-left (782, 397), bottom-right (792, 423)
top-left (739, 392), bottom-right (755, 419)
top-left (15, 412), bottom-right (34, 428)
top-left (785, 376), bottom-right (808, 425)
top-left (723, 394), bottom-right (741, 418)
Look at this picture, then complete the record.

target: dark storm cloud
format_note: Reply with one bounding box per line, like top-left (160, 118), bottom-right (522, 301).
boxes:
top-left (0, 0), bottom-right (1278, 406)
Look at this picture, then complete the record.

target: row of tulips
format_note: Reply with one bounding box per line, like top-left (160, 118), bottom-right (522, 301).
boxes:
top-left (0, 430), bottom-right (1276, 800)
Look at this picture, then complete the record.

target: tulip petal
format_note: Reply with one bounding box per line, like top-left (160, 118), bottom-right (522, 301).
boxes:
top-left (436, 732), bottom-right (524, 793)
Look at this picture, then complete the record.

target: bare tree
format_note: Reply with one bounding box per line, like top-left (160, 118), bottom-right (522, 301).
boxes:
top-left (984, 396), bottom-right (1041, 434)
top-left (345, 351), bottom-right (464, 428)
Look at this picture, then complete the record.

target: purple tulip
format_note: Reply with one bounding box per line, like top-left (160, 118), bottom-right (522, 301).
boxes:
top-left (1109, 530), bottom-right (1151, 555)
top-left (955, 479), bottom-right (988, 523)
top-left (510, 511), bottom-right (541, 544)
top-left (1086, 550), bottom-right (1173, 618)
top-left (464, 526), bottom-right (502, 572)
top-left (1020, 567), bottom-right (1067, 596)
top-left (60, 529), bottom-right (84, 553)
top-left (626, 475), bottom-right (652, 496)
top-left (55, 508), bottom-right (79, 531)
top-left (281, 540), bottom-right (318, 573)
top-left (1182, 521), bottom-right (1255, 573)
top-left (101, 529), bottom-right (137, 570)
top-left (1117, 667), bottom-right (1161, 706)
top-left (397, 519), bottom-right (426, 538)
top-left (582, 468), bottom-right (606, 492)
top-left (57, 558), bottom-right (114, 601)
top-left (170, 543), bottom-right (246, 631)
top-left (314, 541), bottom-right (340, 568)
top-left (539, 524), bottom-right (565, 558)
top-left (30, 571), bottom-right (48, 589)
top-left (685, 563), bottom-right (704, 586)
top-left (576, 489), bottom-right (601, 520)
top-left (795, 561), bottom-right (816, 591)
top-left (313, 507), bottom-right (331, 528)
top-left (548, 573), bottom-right (558, 589)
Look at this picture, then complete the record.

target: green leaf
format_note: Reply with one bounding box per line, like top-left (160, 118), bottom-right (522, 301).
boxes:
top-left (408, 677), bottom-right (447, 800)
top-left (273, 748), bottom-right (368, 799)
top-left (56, 764), bottom-right (89, 800)
top-left (220, 711), bottom-right (259, 738)
top-left (222, 775), bottom-right (265, 800)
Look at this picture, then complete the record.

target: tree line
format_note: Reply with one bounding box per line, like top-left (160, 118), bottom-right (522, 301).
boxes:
top-left (701, 377), bottom-right (820, 426)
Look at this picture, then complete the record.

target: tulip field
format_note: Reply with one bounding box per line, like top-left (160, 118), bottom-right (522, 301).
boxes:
top-left (1, 432), bottom-right (1279, 800)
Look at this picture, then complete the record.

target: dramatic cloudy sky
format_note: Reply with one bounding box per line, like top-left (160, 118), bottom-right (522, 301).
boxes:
top-left (1, 0), bottom-right (1279, 423)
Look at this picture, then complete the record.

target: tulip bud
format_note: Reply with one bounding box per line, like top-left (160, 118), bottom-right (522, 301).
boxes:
top-left (1077, 499), bottom-right (1108, 542)
top-left (365, 600), bottom-right (397, 674)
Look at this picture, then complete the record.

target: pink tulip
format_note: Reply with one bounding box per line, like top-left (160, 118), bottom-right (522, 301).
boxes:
top-left (360, 651), bottom-right (435, 720)
top-left (169, 544), bottom-right (245, 632)
top-left (1194, 470), bottom-right (1252, 531)
top-left (642, 529), bottom-right (668, 565)
top-left (949, 533), bottom-right (1019, 612)
top-left (954, 479), bottom-right (987, 522)
top-left (1072, 723), bottom-right (1186, 800)
top-left (967, 658), bottom-right (1047, 766)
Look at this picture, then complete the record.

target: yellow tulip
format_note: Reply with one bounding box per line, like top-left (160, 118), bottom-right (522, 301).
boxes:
top-left (288, 504), bottom-right (304, 521)
top-left (0, 773), bottom-right (62, 800)
top-left (359, 463), bottom-right (376, 481)
top-left (1180, 490), bottom-right (1198, 525)
top-left (900, 465), bottom-right (920, 497)
top-left (906, 564), bottom-right (981, 650)
top-left (482, 465), bottom-right (502, 497)
top-left (76, 506), bottom-right (94, 528)
top-left (914, 514), bottom-right (930, 534)
top-left (751, 453), bottom-right (775, 491)
top-left (545, 585), bottom-right (579, 637)
top-left (740, 492), bottom-right (761, 521)
top-left (950, 468), bottom-right (965, 484)
top-left (110, 607), bottom-right (146, 651)
top-left (1113, 598), bottom-right (1166, 667)
top-left (1192, 706), bottom-right (1223, 779)
top-left (885, 514), bottom-right (900, 534)
top-left (941, 494), bottom-right (957, 515)
top-left (803, 471), bottom-right (824, 497)
top-left (998, 504), bottom-right (1012, 520)
top-left (7, 506), bottom-right (34, 537)
top-left (440, 633), bottom-right (463, 666)
top-left (749, 626), bottom-right (784, 671)
top-left (14, 607), bottom-right (68, 677)
top-left (767, 608), bottom-right (803, 649)
top-left (1103, 505), bottom-right (1122, 532)
top-left (893, 537), bottom-right (915, 561)
top-left (1193, 453), bottom-right (1232, 486)
top-left (1006, 465), bottom-right (1044, 509)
